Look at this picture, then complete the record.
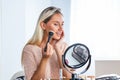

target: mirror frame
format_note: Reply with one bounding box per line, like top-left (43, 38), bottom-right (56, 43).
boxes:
top-left (62, 43), bottom-right (92, 74)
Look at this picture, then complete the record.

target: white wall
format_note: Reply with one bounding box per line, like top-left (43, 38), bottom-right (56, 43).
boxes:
top-left (0, 0), bottom-right (71, 80)
top-left (70, 0), bottom-right (120, 60)
top-left (0, 0), bottom-right (25, 80)
top-left (70, 0), bottom-right (120, 77)
top-left (0, 0), bottom-right (2, 79)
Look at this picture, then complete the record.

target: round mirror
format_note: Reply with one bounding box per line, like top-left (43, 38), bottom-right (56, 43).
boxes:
top-left (62, 43), bottom-right (91, 79)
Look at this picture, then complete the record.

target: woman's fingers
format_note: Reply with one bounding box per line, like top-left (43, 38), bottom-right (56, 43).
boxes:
top-left (43, 43), bottom-right (54, 58)
top-left (47, 43), bottom-right (53, 56)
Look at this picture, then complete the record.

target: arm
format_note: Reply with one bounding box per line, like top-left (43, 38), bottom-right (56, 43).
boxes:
top-left (55, 50), bottom-right (71, 78)
top-left (31, 58), bottom-right (49, 80)
top-left (22, 44), bottom-right (53, 80)
top-left (55, 42), bottom-right (71, 78)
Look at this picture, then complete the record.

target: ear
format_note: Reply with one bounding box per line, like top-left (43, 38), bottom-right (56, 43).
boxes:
top-left (40, 22), bottom-right (46, 30)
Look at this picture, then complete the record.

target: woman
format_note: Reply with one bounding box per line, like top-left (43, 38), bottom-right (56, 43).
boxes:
top-left (21, 6), bottom-right (71, 80)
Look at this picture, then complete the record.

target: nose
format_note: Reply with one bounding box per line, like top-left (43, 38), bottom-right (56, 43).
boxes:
top-left (58, 24), bottom-right (63, 30)
top-left (58, 27), bottom-right (63, 32)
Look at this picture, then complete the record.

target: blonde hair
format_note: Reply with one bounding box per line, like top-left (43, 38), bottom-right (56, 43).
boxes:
top-left (21, 6), bottom-right (62, 65)
top-left (27, 6), bottom-right (62, 46)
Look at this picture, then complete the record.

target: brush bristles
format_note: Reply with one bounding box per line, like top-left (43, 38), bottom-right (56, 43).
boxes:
top-left (49, 31), bottom-right (54, 36)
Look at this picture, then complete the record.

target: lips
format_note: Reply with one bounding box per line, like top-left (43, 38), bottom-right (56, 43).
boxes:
top-left (56, 31), bottom-right (62, 36)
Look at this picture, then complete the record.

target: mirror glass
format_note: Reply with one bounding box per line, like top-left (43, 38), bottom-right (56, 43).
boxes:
top-left (63, 43), bottom-right (91, 73)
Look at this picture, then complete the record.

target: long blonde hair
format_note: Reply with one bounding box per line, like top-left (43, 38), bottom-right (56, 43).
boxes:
top-left (21, 6), bottom-right (62, 65)
top-left (27, 6), bottom-right (62, 46)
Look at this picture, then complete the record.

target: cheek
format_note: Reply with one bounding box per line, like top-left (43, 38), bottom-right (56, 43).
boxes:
top-left (46, 24), bottom-right (55, 32)
top-left (50, 25), bottom-right (58, 32)
top-left (46, 24), bottom-right (59, 34)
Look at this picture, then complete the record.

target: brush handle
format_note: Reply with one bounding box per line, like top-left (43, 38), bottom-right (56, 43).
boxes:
top-left (44, 31), bottom-right (54, 52)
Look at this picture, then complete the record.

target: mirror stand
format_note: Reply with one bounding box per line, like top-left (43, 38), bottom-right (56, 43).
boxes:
top-left (70, 73), bottom-right (83, 80)
top-left (62, 43), bottom-right (91, 80)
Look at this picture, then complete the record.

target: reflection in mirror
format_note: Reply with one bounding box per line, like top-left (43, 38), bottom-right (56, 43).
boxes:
top-left (62, 43), bottom-right (91, 80)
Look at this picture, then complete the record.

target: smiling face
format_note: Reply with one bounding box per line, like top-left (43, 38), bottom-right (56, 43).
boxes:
top-left (43, 13), bottom-right (64, 40)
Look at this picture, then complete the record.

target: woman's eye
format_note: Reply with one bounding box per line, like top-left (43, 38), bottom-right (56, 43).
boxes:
top-left (62, 23), bottom-right (64, 26)
top-left (54, 23), bottom-right (58, 26)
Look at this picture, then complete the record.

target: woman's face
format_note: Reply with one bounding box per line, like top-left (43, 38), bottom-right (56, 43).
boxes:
top-left (44, 13), bottom-right (64, 40)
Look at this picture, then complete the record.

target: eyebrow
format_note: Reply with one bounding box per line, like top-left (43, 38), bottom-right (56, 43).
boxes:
top-left (51, 21), bottom-right (64, 24)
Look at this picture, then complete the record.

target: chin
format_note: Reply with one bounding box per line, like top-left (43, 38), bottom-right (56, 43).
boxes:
top-left (56, 37), bottom-right (61, 40)
top-left (54, 36), bottom-right (61, 40)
